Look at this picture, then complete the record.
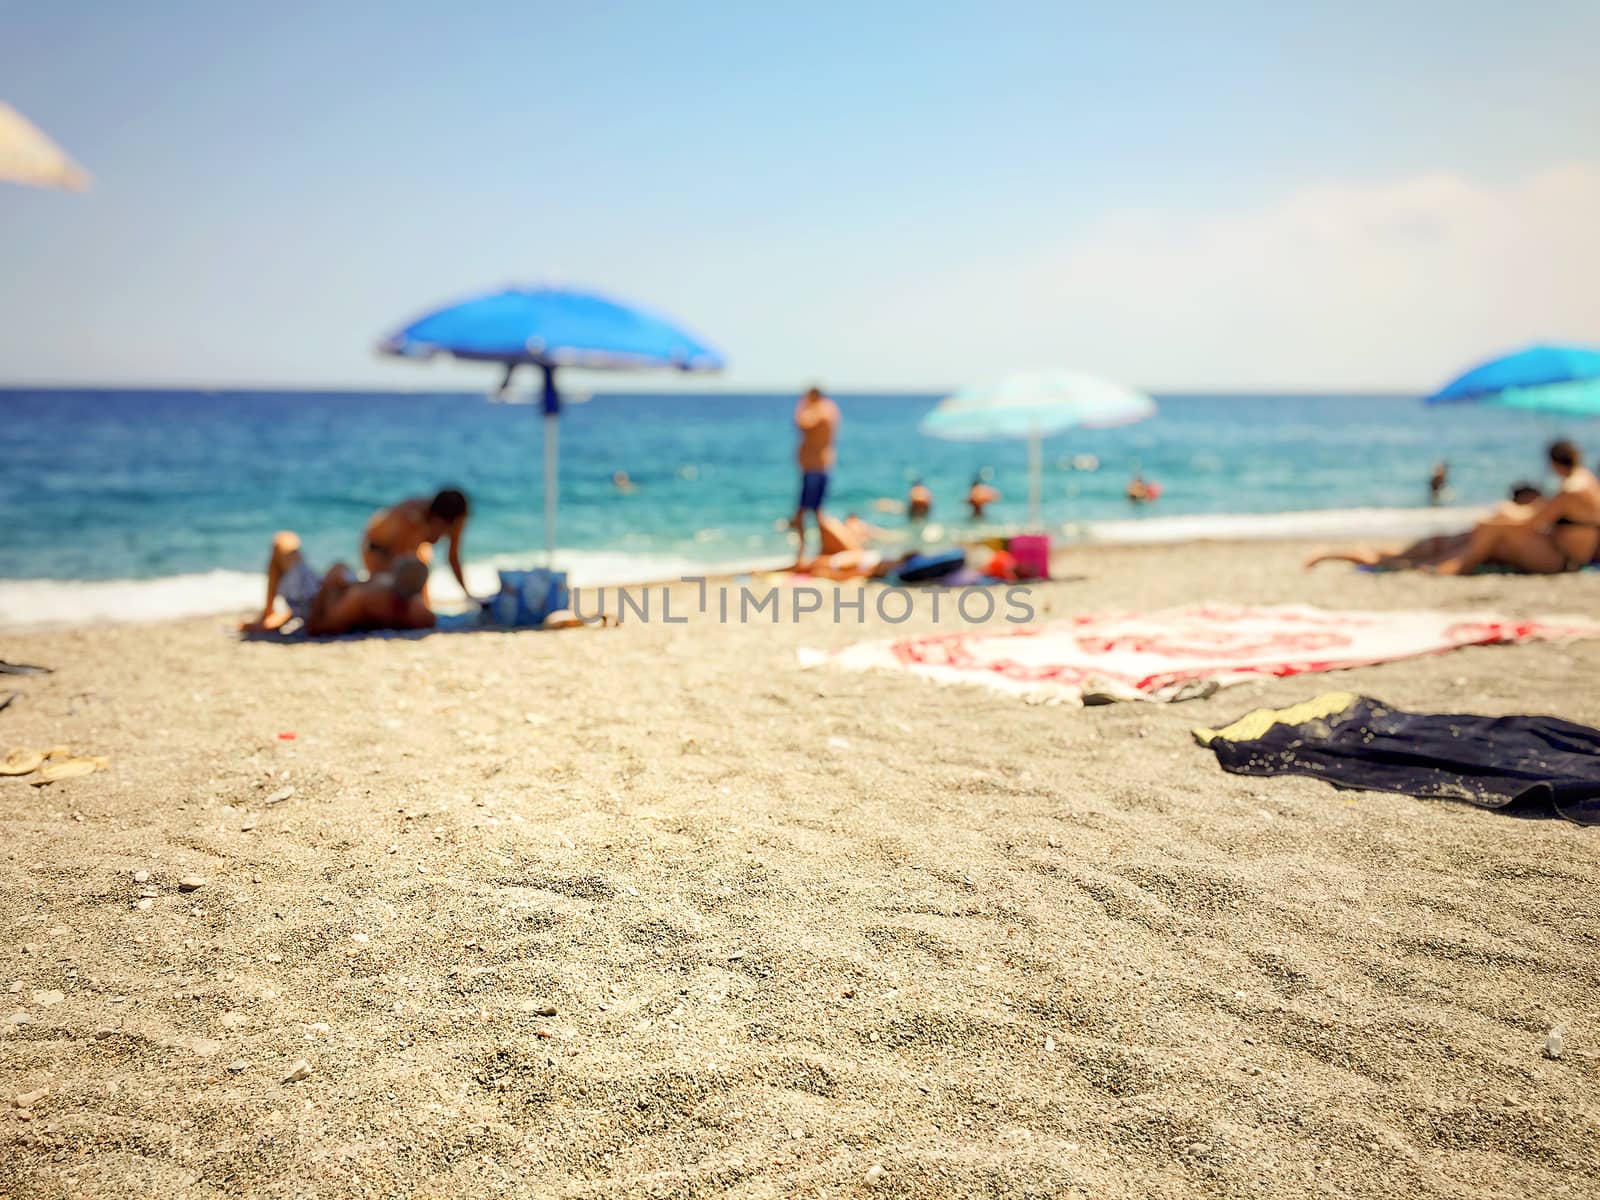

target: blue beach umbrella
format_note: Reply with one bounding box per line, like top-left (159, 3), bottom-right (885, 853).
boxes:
top-left (921, 371), bottom-right (1156, 528)
top-left (379, 285), bottom-right (725, 563)
top-left (1425, 344), bottom-right (1600, 418)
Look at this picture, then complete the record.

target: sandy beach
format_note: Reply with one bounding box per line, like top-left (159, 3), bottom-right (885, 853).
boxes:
top-left (3, 539), bottom-right (1599, 1198)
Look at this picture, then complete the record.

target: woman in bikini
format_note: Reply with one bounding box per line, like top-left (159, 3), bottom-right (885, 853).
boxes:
top-left (1434, 440), bottom-right (1600, 575)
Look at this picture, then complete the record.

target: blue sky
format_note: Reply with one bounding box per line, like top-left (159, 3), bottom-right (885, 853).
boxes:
top-left (3, 0), bottom-right (1597, 390)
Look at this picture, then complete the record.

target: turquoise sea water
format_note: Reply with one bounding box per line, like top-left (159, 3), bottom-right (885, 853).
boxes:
top-left (0, 387), bottom-right (1589, 622)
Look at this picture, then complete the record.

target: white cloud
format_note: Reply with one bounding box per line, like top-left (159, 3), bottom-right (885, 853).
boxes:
top-left (842, 163), bottom-right (1600, 391)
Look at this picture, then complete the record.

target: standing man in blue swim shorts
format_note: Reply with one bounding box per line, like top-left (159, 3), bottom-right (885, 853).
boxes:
top-left (792, 384), bottom-right (841, 566)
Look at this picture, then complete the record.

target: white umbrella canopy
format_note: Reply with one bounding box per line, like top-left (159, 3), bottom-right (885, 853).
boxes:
top-left (0, 103), bottom-right (90, 191)
top-left (921, 370), bottom-right (1156, 528)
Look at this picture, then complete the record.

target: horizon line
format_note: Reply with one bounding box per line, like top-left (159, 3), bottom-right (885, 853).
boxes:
top-left (0, 380), bottom-right (1426, 398)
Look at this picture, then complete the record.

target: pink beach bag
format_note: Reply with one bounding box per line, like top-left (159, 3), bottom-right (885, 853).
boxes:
top-left (1009, 533), bottom-right (1051, 581)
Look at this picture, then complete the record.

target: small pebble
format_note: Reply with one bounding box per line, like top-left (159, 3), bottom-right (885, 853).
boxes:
top-left (531, 1004), bottom-right (557, 1017)
top-left (226, 1060), bottom-right (249, 1073)
top-left (1044, 1035), bottom-right (1056, 1053)
top-left (351, 933), bottom-right (369, 945)
top-left (31, 990), bottom-right (64, 1007)
top-left (1545, 1029), bottom-right (1564, 1060)
top-left (191, 1038), bottom-right (222, 1058)
top-left (136, 898), bottom-right (153, 911)
top-left (264, 787), bottom-right (295, 806)
top-left (864, 1164), bottom-right (884, 1185)
top-left (15, 1088), bottom-right (48, 1108)
top-left (282, 1059), bottom-right (313, 1083)
top-left (178, 876), bottom-right (205, 892)
top-left (133, 870), bottom-right (150, 884)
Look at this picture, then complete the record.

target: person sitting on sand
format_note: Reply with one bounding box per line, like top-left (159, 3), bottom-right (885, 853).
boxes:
top-left (908, 479), bottom-right (933, 520)
top-left (1434, 441), bottom-right (1600, 575)
top-left (362, 488), bottom-right (475, 604)
top-left (967, 474), bottom-right (1000, 519)
top-left (1306, 484), bottom-right (1544, 571)
top-left (242, 533), bottom-right (434, 636)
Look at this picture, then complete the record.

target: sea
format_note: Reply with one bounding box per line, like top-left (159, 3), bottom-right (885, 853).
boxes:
top-left (1, 387), bottom-right (1586, 628)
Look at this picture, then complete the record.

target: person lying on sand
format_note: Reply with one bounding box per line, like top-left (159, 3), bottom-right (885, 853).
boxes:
top-left (242, 533), bottom-right (434, 635)
top-left (1435, 440), bottom-right (1600, 575)
top-left (797, 513), bottom-right (891, 580)
top-left (796, 513), bottom-right (939, 581)
top-left (1306, 484), bottom-right (1544, 571)
top-left (362, 488), bottom-right (475, 604)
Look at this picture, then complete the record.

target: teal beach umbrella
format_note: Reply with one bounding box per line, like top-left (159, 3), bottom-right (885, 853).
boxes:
top-left (921, 371), bottom-right (1156, 528)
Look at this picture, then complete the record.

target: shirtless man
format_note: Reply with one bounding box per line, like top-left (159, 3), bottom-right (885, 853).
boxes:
top-left (1435, 441), bottom-right (1600, 575)
top-left (241, 533), bottom-right (433, 636)
top-left (791, 386), bottom-right (841, 563)
top-left (362, 488), bottom-right (475, 603)
top-left (967, 474), bottom-right (1000, 519)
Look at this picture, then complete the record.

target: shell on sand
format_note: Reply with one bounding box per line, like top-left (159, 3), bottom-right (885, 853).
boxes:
top-left (0, 749), bottom-right (45, 776)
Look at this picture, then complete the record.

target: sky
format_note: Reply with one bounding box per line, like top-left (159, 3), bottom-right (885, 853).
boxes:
top-left (2, 0), bottom-right (1598, 392)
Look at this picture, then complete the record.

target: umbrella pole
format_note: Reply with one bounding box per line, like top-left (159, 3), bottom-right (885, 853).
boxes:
top-left (541, 364), bottom-right (560, 566)
top-left (1028, 427), bottom-right (1042, 530)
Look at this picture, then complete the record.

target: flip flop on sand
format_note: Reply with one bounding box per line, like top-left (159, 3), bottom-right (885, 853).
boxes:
top-left (1, 748), bottom-right (46, 776)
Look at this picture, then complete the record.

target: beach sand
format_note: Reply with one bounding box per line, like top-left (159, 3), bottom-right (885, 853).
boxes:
top-left (2, 540), bottom-right (1598, 1198)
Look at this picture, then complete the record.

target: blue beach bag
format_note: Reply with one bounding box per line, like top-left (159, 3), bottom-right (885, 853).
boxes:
top-left (491, 568), bottom-right (569, 628)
